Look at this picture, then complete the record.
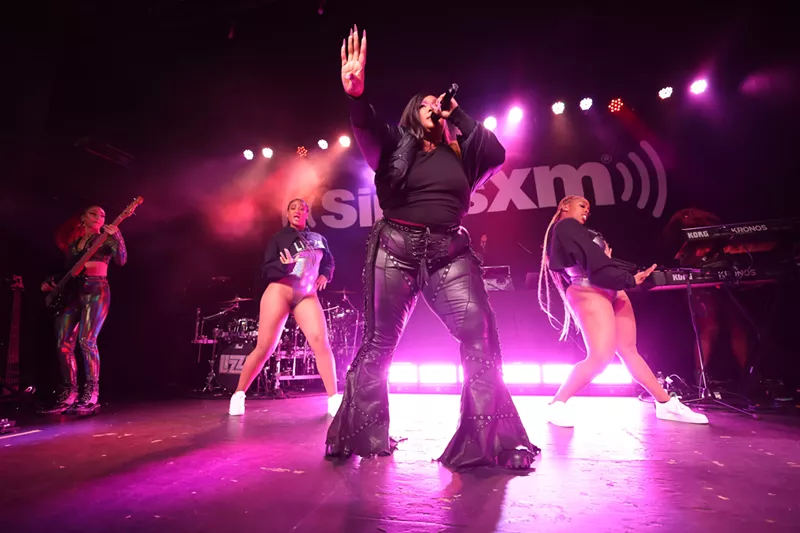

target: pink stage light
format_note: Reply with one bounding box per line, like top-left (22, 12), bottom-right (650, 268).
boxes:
top-left (388, 363), bottom-right (631, 386)
top-left (502, 363), bottom-right (542, 384)
top-left (551, 101), bottom-right (565, 115)
top-left (419, 364), bottom-right (459, 384)
top-left (389, 363), bottom-right (418, 384)
top-left (542, 364), bottom-right (632, 385)
top-left (690, 79), bottom-right (708, 94)
top-left (243, 149), bottom-right (254, 160)
top-left (507, 106), bottom-right (523, 124)
top-left (483, 116), bottom-right (497, 131)
top-left (339, 135), bottom-right (351, 147)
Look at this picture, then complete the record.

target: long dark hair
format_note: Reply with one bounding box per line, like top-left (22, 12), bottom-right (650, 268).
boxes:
top-left (399, 92), bottom-right (459, 155)
top-left (399, 93), bottom-right (431, 143)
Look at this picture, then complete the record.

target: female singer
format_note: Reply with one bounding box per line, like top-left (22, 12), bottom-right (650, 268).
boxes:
top-left (228, 199), bottom-right (340, 416)
top-left (39, 205), bottom-right (127, 415)
top-left (325, 26), bottom-right (539, 471)
top-left (538, 195), bottom-right (709, 427)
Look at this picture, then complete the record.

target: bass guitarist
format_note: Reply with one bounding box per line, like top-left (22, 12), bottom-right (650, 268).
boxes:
top-left (39, 205), bottom-right (127, 415)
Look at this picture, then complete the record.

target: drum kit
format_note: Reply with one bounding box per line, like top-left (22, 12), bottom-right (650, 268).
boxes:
top-left (192, 288), bottom-right (362, 398)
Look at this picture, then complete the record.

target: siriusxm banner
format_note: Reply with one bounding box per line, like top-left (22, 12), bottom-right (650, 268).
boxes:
top-left (280, 123), bottom-right (677, 292)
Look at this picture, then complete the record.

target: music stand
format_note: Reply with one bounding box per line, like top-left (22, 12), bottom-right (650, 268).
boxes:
top-left (680, 271), bottom-right (758, 419)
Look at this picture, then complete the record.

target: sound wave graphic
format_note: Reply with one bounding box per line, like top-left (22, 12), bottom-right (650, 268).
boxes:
top-left (614, 140), bottom-right (667, 218)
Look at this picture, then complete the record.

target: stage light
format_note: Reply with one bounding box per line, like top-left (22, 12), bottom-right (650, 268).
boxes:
top-left (243, 149), bottom-right (254, 160)
top-left (483, 116), bottom-right (497, 131)
top-left (261, 147), bottom-right (273, 159)
top-left (551, 101), bottom-right (565, 115)
top-left (386, 363), bottom-right (632, 386)
top-left (318, 139), bottom-right (328, 150)
top-left (338, 135), bottom-right (351, 147)
top-left (608, 98), bottom-right (623, 113)
top-left (579, 98), bottom-right (593, 111)
top-left (658, 87), bottom-right (673, 99)
top-left (690, 79), bottom-right (708, 94)
top-left (507, 106), bottom-right (523, 124)
top-left (296, 146), bottom-right (308, 157)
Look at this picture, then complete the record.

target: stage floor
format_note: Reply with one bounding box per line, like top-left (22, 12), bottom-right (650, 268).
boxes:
top-left (2, 395), bottom-right (799, 533)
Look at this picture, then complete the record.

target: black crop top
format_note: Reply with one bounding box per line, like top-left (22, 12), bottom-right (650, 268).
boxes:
top-left (381, 145), bottom-right (470, 227)
top-left (261, 225), bottom-right (335, 285)
top-left (547, 218), bottom-right (636, 291)
top-left (67, 232), bottom-right (127, 268)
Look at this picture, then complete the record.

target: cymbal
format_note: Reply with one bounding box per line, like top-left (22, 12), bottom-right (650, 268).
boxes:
top-left (220, 296), bottom-right (253, 304)
top-left (328, 289), bottom-right (356, 294)
top-left (211, 276), bottom-right (231, 282)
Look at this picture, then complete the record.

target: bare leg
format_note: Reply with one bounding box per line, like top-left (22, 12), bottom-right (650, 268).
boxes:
top-left (234, 284), bottom-right (291, 393)
top-left (551, 286), bottom-right (617, 403)
top-left (613, 291), bottom-right (670, 403)
top-left (293, 294), bottom-right (338, 397)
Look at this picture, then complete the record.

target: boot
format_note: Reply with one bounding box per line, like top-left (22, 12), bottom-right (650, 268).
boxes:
top-left (37, 383), bottom-right (78, 415)
top-left (67, 380), bottom-right (101, 416)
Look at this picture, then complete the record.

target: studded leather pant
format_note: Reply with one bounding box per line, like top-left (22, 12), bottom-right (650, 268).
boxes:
top-left (325, 219), bottom-right (538, 468)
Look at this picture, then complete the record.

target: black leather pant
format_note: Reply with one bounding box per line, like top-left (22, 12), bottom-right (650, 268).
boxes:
top-left (326, 219), bottom-right (539, 468)
top-left (54, 276), bottom-right (110, 390)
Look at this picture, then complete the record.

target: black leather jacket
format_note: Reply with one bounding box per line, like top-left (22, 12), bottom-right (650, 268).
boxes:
top-left (348, 95), bottom-right (506, 212)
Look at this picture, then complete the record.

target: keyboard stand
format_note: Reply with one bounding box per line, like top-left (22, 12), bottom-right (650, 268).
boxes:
top-left (680, 277), bottom-right (759, 419)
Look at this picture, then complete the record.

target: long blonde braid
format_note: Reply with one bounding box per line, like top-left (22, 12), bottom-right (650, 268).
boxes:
top-left (537, 196), bottom-right (581, 341)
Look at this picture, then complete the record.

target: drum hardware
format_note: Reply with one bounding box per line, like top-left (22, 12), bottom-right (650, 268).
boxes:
top-left (192, 302), bottom-right (242, 395)
top-left (220, 296), bottom-right (254, 304)
top-left (191, 288), bottom-right (365, 396)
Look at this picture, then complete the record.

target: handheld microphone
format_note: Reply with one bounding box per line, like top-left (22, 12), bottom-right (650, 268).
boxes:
top-left (440, 83), bottom-right (459, 111)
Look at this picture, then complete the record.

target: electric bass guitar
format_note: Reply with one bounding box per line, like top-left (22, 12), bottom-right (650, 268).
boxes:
top-left (45, 197), bottom-right (143, 314)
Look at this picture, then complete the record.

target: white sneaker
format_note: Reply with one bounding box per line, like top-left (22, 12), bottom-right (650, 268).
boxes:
top-left (229, 391), bottom-right (245, 416)
top-left (547, 401), bottom-right (574, 428)
top-left (327, 393), bottom-right (342, 416)
top-left (655, 396), bottom-right (708, 424)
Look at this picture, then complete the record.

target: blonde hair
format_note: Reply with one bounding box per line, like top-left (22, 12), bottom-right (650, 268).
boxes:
top-left (537, 195), bottom-right (583, 341)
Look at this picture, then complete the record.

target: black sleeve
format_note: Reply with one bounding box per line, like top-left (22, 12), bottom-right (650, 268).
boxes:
top-left (552, 218), bottom-right (637, 291)
top-left (348, 94), bottom-right (402, 172)
top-left (109, 232), bottom-right (127, 266)
top-left (260, 235), bottom-right (290, 283)
top-left (319, 235), bottom-right (335, 281)
top-left (449, 106), bottom-right (506, 190)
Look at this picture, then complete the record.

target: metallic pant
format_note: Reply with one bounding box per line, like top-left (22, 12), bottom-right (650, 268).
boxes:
top-left (53, 277), bottom-right (110, 387)
top-left (326, 219), bottom-right (537, 468)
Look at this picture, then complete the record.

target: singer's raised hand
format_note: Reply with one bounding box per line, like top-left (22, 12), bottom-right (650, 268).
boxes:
top-left (340, 25), bottom-right (367, 98)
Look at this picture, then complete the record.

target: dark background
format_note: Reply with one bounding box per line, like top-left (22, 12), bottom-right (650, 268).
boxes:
top-left (1, 1), bottom-right (798, 399)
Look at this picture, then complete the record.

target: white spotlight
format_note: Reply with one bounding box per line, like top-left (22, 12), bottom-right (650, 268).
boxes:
top-left (261, 147), bottom-right (273, 159)
top-left (339, 135), bottom-right (351, 148)
top-left (579, 98), bottom-right (593, 111)
top-left (318, 139), bottom-right (328, 150)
